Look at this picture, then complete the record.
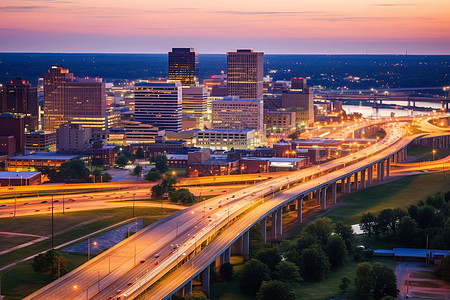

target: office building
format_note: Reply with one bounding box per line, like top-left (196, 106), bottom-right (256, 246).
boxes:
top-left (212, 96), bottom-right (264, 132)
top-left (264, 110), bottom-right (296, 134)
top-left (24, 131), bottom-right (56, 152)
top-left (182, 86), bottom-right (209, 130)
top-left (56, 123), bottom-right (92, 154)
top-left (0, 114), bottom-right (25, 154)
top-left (227, 49), bottom-right (264, 100)
top-left (0, 78), bottom-right (38, 131)
top-left (43, 66), bottom-right (106, 132)
top-left (168, 48), bottom-right (199, 86)
top-left (123, 120), bottom-right (164, 144)
top-left (134, 81), bottom-right (182, 133)
top-left (196, 129), bottom-right (257, 151)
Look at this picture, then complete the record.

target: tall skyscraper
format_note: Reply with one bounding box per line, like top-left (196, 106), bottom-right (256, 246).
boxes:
top-left (134, 81), bottom-right (182, 133)
top-left (181, 86), bottom-right (209, 129)
top-left (43, 66), bottom-right (106, 132)
top-left (0, 78), bottom-right (38, 131)
top-left (227, 49), bottom-right (264, 100)
top-left (168, 48), bottom-right (199, 86)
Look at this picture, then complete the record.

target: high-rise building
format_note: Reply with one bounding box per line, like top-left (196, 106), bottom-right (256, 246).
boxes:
top-left (168, 48), bottom-right (199, 86)
top-left (43, 66), bottom-right (106, 132)
top-left (0, 113), bottom-right (25, 154)
top-left (281, 77), bottom-right (314, 127)
top-left (182, 86), bottom-right (209, 130)
top-left (212, 96), bottom-right (264, 132)
top-left (0, 78), bottom-right (38, 131)
top-left (227, 49), bottom-right (264, 100)
top-left (134, 81), bottom-right (182, 133)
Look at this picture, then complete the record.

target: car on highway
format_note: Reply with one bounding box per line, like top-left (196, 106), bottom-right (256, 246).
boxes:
top-left (140, 259), bottom-right (145, 263)
top-left (40, 201), bottom-right (47, 203)
top-left (53, 200), bottom-right (59, 203)
top-left (154, 254), bottom-right (160, 258)
top-left (0, 204), bottom-right (7, 207)
top-left (69, 198), bottom-right (76, 202)
top-left (24, 202), bottom-right (31, 205)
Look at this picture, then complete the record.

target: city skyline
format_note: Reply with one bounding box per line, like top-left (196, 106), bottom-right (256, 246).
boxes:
top-left (0, 0), bottom-right (449, 54)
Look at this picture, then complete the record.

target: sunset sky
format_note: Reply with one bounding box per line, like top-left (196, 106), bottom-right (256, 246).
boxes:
top-left (1, 0), bottom-right (449, 54)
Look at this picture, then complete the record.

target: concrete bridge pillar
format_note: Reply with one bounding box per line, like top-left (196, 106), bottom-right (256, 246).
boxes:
top-left (381, 160), bottom-right (386, 181)
top-left (332, 182), bottom-right (337, 204)
top-left (277, 209), bottom-right (283, 236)
top-left (231, 236), bottom-right (243, 256)
top-left (353, 172), bottom-right (359, 190)
top-left (202, 266), bottom-right (210, 297)
top-left (346, 176), bottom-right (352, 193)
top-left (386, 159), bottom-right (390, 178)
top-left (377, 162), bottom-right (381, 181)
top-left (368, 165), bottom-right (373, 185)
top-left (361, 169), bottom-right (366, 188)
top-left (297, 197), bottom-right (303, 223)
top-left (271, 211), bottom-right (277, 239)
top-left (261, 217), bottom-right (267, 243)
top-left (322, 186), bottom-right (327, 210)
top-left (183, 280), bottom-right (192, 296)
top-left (317, 188), bottom-right (322, 205)
top-left (243, 231), bottom-right (250, 260)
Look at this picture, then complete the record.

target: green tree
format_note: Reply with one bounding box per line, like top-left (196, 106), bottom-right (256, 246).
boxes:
top-left (360, 212), bottom-right (379, 236)
top-left (154, 154), bottom-right (169, 173)
top-left (371, 262), bottom-right (399, 299)
top-left (59, 159), bottom-right (91, 182)
top-left (101, 171), bottom-right (112, 182)
top-left (377, 208), bottom-right (395, 235)
top-left (135, 147), bottom-right (145, 159)
top-left (132, 165), bottom-right (143, 178)
top-left (255, 248), bottom-right (282, 271)
top-left (170, 188), bottom-right (196, 204)
top-left (184, 292), bottom-right (208, 300)
top-left (91, 157), bottom-right (104, 166)
top-left (116, 156), bottom-right (129, 168)
top-left (299, 244), bottom-right (330, 281)
top-left (32, 250), bottom-right (70, 279)
top-left (151, 184), bottom-right (165, 198)
top-left (416, 205), bottom-right (436, 228)
top-left (325, 235), bottom-right (348, 269)
top-left (440, 256), bottom-right (450, 281)
top-left (220, 262), bottom-right (234, 281)
top-left (397, 216), bottom-right (418, 243)
top-left (334, 221), bottom-right (355, 252)
top-left (256, 280), bottom-right (296, 300)
top-left (238, 259), bottom-right (272, 294)
top-left (339, 276), bottom-right (351, 293)
top-left (145, 168), bottom-right (162, 181)
top-left (301, 217), bottom-right (334, 245)
top-left (355, 262), bottom-right (373, 298)
top-left (273, 261), bottom-right (302, 284)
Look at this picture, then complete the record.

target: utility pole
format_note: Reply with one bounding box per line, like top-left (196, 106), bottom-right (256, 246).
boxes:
top-left (51, 195), bottom-right (54, 249)
top-left (62, 195), bottom-right (65, 215)
top-left (14, 191), bottom-right (17, 217)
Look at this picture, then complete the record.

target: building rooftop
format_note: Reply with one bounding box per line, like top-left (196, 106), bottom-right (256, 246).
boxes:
top-left (9, 152), bottom-right (79, 160)
top-left (200, 129), bottom-right (254, 133)
top-left (0, 171), bottom-right (41, 179)
top-left (242, 157), bottom-right (305, 163)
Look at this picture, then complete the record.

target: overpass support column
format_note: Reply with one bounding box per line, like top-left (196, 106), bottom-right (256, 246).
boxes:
top-left (361, 169), bottom-right (366, 188)
top-left (202, 266), bottom-right (210, 297)
top-left (353, 172), bottom-right (359, 190)
top-left (332, 182), bottom-right (337, 204)
top-left (317, 188), bottom-right (322, 205)
top-left (271, 211), bottom-right (277, 239)
top-left (261, 217), bottom-right (267, 243)
top-left (381, 160), bottom-right (386, 181)
top-left (347, 176), bottom-right (352, 193)
top-left (368, 165), bottom-right (373, 185)
top-left (277, 209), bottom-right (283, 236)
top-left (322, 186), bottom-right (327, 210)
top-left (376, 162), bottom-right (381, 181)
top-left (184, 280), bottom-right (192, 296)
top-left (386, 159), bottom-right (390, 178)
top-left (243, 231), bottom-right (250, 260)
top-left (297, 197), bottom-right (303, 223)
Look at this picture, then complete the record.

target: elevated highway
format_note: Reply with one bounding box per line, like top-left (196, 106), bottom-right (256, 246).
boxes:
top-left (25, 117), bottom-right (450, 300)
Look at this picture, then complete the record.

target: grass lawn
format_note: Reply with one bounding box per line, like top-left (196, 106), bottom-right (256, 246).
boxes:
top-left (0, 251), bottom-right (87, 300)
top-left (295, 257), bottom-right (397, 300)
top-left (0, 206), bottom-right (179, 268)
top-left (407, 146), bottom-right (433, 158)
top-left (323, 173), bottom-right (449, 225)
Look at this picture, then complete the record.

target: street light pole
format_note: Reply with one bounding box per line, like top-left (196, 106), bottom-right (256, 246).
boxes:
top-left (51, 195), bottom-right (54, 249)
top-left (14, 190), bottom-right (17, 217)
